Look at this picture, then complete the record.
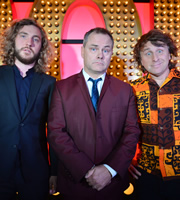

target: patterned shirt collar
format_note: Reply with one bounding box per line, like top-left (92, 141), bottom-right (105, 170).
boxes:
top-left (136, 68), bottom-right (180, 87)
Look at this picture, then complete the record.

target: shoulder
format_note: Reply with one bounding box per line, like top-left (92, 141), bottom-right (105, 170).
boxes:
top-left (37, 72), bottom-right (56, 83)
top-left (0, 65), bottom-right (14, 77)
top-left (108, 75), bottom-right (132, 89)
top-left (105, 75), bottom-right (135, 98)
top-left (0, 65), bottom-right (12, 70)
top-left (172, 68), bottom-right (180, 78)
top-left (130, 75), bottom-right (149, 87)
top-left (56, 73), bottom-right (80, 87)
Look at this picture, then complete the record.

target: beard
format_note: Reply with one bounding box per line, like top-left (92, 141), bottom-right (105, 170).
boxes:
top-left (14, 47), bottom-right (40, 65)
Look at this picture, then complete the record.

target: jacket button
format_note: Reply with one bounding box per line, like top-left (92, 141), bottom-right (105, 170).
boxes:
top-left (20, 123), bottom-right (24, 127)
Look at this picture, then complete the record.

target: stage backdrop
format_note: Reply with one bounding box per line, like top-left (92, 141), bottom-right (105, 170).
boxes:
top-left (1, 0), bottom-right (155, 82)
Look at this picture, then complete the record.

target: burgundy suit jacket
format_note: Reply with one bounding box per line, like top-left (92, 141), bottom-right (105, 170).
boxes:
top-left (48, 71), bottom-right (140, 200)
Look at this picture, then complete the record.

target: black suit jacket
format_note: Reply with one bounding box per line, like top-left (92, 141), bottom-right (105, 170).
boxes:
top-left (0, 65), bottom-right (55, 182)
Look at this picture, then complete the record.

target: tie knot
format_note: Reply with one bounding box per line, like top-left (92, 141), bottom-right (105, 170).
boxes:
top-left (88, 77), bottom-right (102, 85)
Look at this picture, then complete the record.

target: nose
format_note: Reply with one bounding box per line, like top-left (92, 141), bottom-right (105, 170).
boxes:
top-left (152, 53), bottom-right (158, 61)
top-left (25, 38), bottom-right (34, 47)
top-left (97, 50), bottom-right (104, 59)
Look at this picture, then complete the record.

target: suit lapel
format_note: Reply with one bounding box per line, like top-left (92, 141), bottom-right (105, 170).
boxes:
top-left (98, 74), bottom-right (110, 104)
top-left (77, 72), bottom-right (110, 115)
top-left (77, 72), bottom-right (96, 115)
top-left (22, 72), bottom-right (43, 120)
top-left (2, 66), bottom-right (21, 119)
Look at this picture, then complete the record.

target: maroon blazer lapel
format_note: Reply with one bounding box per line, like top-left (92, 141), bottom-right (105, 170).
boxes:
top-left (76, 72), bottom-right (111, 116)
top-left (98, 74), bottom-right (110, 108)
top-left (77, 72), bottom-right (96, 121)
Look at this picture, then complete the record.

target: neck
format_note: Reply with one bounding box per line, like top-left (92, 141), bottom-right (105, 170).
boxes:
top-left (15, 60), bottom-right (35, 78)
top-left (151, 69), bottom-right (170, 87)
top-left (84, 69), bottom-right (106, 80)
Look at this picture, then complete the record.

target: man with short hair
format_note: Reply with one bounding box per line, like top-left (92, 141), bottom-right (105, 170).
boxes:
top-left (0, 18), bottom-right (56, 200)
top-left (48, 27), bottom-right (141, 200)
top-left (129, 29), bottom-right (180, 200)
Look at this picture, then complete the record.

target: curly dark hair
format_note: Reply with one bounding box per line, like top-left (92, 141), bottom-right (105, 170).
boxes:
top-left (133, 29), bottom-right (178, 73)
top-left (0, 18), bottom-right (54, 73)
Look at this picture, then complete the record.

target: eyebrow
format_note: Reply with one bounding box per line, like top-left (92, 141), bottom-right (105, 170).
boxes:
top-left (142, 46), bottom-right (165, 52)
top-left (18, 31), bottom-right (41, 39)
top-left (90, 44), bottom-right (112, 48)
top-left (142, 48), bottom-right (151, 52)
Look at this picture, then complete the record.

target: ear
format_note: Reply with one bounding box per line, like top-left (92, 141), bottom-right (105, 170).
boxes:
top-left (81, 46), bottom-right (84, 59)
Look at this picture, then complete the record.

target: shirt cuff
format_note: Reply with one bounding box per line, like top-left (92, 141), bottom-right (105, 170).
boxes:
top-left (103, 164), bottom-right (117, 178)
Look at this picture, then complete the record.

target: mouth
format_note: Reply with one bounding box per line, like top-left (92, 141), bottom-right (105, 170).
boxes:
top-left (22, 47), bottom-right (33, 54)
top-left (152, 62), bottom-right (163, 67)
top-left (93, 61), bottom-right (104, 65)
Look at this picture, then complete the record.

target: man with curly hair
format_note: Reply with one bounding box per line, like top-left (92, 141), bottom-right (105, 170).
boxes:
top-left (0, 18), bottom-right (56, 200)
top-left (129, 29), bottom-right (180, 200)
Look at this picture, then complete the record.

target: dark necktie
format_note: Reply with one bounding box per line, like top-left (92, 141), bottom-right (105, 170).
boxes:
top-left (89, 77), bottom-right (102, 112)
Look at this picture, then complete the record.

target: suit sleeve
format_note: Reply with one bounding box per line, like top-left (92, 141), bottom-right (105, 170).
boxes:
top-left (47, 84), bottom-right (94, 182)
top-left (104, 86), bottom-right (140, 179)
top-left (47, 78), bottom-right (58, 176)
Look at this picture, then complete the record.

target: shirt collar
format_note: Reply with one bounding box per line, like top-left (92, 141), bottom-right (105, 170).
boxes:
top-left (136, 68), bottom-right (180, 87)
top-left (169, 68), bottom-right (180, 79)
top-left (13, 65), bottom-right (34, 78)
top-left (145, 68), bottom-right (180, 81)
top-left (82, 68), bottom-right (106, 83)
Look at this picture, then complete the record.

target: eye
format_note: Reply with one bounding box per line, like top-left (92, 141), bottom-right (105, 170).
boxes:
top-left (158, 49), bottom-right (163, 54)
top-left (103, 49), bottom-right (109, 53)
top-left (19, 34), bottom-right (26, 38)
top-left (90, 48), bottom-right (97, 52)
top-left (146, 52), bottom-right (151, 56)
top-left (33, 37), bottom-right (40, 43)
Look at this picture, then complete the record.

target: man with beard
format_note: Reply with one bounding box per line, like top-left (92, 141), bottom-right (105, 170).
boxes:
top-left (0, 18), bottom-right (56, 200)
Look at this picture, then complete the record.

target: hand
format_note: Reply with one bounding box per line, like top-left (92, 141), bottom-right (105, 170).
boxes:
top-left (49, 176), bottom-right (57, 194)
top-left (128, 164), bottom-right (141, 179)
top-left (85, 165), bottom-right (111, 191)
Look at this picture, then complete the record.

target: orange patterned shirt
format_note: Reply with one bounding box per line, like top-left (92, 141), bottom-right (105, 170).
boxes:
top-left (131, 68), bottom-right (180, 180)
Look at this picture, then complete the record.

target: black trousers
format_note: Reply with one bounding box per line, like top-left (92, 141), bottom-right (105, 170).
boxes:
top-left (0, 168), bottom-right (49, 200)
top-left (135, 168), bottom-right (180, 200)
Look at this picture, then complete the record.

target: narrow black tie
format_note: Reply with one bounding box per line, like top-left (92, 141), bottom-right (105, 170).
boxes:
top-left (89, 78), bottom-right (102, 112)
